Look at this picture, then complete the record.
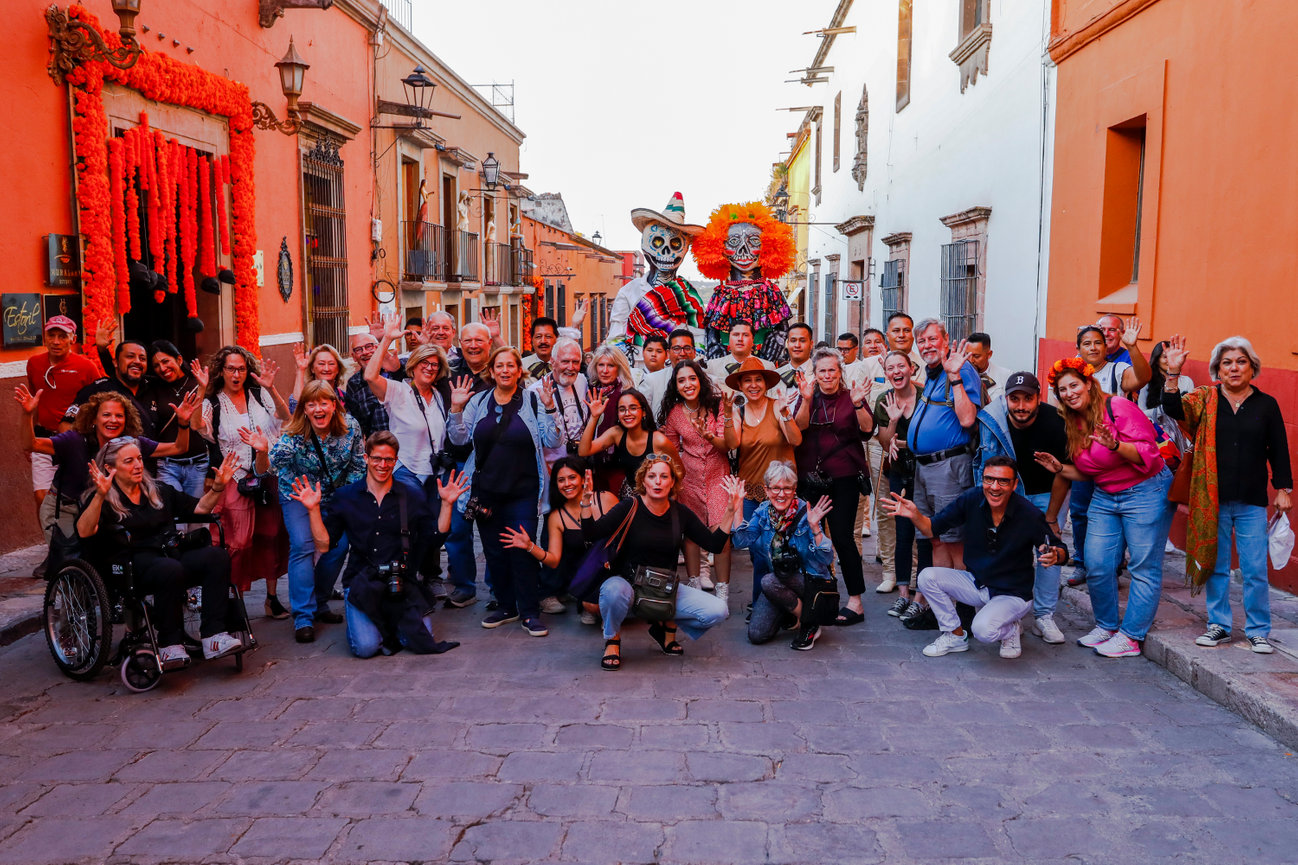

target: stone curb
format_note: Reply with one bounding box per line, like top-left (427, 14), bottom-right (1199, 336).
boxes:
top-left (1059, 581), bottom-right (1298, 752)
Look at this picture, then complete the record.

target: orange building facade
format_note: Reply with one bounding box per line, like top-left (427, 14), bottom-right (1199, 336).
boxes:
top-left (1043, 0), bottom-right (1298, 588)
top-left (520, 216), bottom-right (625, 350)
top-left (0, 0), bottom-right (536, 553)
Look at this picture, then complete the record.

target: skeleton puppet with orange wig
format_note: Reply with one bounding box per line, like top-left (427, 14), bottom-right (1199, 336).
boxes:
top-left (692, 202), bottom-right (795, 364)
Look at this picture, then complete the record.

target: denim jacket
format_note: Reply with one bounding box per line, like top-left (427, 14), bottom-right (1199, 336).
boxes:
top-left (447, 388), bottom-right (560, 516)
top-left (731, 499), bottom-right (835, 579)
top-left (972, 396), bottom-right (1016, 485)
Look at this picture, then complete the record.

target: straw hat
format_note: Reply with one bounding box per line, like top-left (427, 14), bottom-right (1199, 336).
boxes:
top-left (630, 192), bottom-right (704, 236)
top-left (724, 356), bottom-right (782, 391)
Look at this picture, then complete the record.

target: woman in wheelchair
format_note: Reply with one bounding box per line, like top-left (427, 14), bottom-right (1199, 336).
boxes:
top-left (77, 437), bottom-right (243, 665)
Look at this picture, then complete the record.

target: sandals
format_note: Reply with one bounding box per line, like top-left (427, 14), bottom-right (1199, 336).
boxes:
top-left (834, 607), bottom-right (865, 627)
top-left (601, 638), bottom-right (621, 671)
top-left (648, 623), bottom-right (684, 656)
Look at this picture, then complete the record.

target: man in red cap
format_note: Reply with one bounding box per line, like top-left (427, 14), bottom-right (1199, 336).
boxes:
top-left (25, 315), bottom-right (99, 569)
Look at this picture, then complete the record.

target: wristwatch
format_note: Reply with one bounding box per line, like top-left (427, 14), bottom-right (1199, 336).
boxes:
top-left (947, 377), bottom-right (963, 387)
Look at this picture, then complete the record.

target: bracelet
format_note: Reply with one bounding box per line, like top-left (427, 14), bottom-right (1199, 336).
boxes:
top-left (1108, 440), bottom-right (1120, 452)
top-left (212, 484), bottom-right (226, 493)
top-left (853, 400), bottom-right (867, 410)
top-left (947, 377), bottom-right (963, 387)
top-left (178, 423), bottom-right (191, 429)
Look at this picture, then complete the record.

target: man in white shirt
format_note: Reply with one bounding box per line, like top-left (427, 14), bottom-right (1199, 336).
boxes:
top-left (635, 334), bottom-right (672, 418)
top-left (966, 332), bottom-right (1013, 402)
top-left (707, 320), bottom-right (775, 396)
top-left (776, 322), bottom-right (815, 390)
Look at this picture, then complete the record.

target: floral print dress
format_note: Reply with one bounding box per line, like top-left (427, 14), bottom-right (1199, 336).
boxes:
top-left (661, 403), bottom-right (730, 525)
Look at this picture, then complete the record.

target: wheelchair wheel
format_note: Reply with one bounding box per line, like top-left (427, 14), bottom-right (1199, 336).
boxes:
top-left (120, 648), bottom-right (163, 692)
top-left (43, 560), bottom-right (113, 681)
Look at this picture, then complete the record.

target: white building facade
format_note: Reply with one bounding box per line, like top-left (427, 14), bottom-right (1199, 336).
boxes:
top-left (798, 0), bottom-right (1055, 374)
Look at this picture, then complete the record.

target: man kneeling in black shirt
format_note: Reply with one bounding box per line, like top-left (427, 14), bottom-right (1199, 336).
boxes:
top-left (292, 431), bottom-right (462, 657)
top-left (885, 456), bottom-right (1068, 659)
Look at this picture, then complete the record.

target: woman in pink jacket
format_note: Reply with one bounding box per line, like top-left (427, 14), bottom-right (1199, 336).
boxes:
top-left (1034, 357), bottom-right (1173, 658)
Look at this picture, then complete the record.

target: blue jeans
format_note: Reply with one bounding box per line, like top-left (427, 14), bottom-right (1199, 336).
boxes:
top-left (1069, 480), bottom-right (1093, 570)
top-left (742, 498), bottom-right (767, 601)
top-left (344, 588), bottom-right (434, 659)
top-left (1026, 491), bottom-right (1060, 619)
top-left (1084, 468), bottom-right (1174, 640)
top-left (281, 499), bottom-right (349, 630)
top-left (157, 456), bottom-right (208, 498)
top-left (599, 576), bottom-right (728, 641)
top-left (1205, 502), bottom-right (1271, 638)
top-left (477, 496), bottom-right (541, 619)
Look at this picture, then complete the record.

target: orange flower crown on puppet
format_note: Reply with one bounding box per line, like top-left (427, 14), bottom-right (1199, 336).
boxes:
top-left (1047, 357), bottom-right (1096, 387)
top-left (692, 202), bottom-right (795, 281)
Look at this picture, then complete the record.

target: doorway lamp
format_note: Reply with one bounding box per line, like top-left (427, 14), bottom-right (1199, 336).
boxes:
top-left (252, 37), bottom-right (310, 135)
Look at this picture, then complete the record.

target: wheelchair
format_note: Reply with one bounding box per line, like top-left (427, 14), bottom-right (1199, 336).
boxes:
top-left (42, 514), bottom-right (257, 693)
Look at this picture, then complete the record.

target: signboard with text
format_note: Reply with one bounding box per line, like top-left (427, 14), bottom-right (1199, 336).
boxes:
top-left (43, 294), bottom-right (82, 331)
top-left (44, 234), bottom-right (81, 288)
top-left (2, 293), bottom-right (45, 348)
top-left (841, 280), bottom-right (864, 300)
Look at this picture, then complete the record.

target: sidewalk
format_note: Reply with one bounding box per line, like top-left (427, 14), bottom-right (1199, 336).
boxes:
top-left (4, 531), bottom-right (1298, 749)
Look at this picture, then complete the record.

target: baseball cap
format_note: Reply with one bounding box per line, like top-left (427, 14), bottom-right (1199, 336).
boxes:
top-left (44, 315), bottom-right (77, 335)
top-left (1004, 371), bottom-right (1040, 396)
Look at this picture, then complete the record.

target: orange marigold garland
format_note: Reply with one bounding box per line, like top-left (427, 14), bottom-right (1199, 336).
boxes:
top-left (214, 155), bottom-right (231, 256)
top-left (691, 201), bottom-right (795, 281)
top-left (65, 4), bottom-right (260, 352)
top-left (198, 155), bottom-right (216, 277)
top-left (107, 138), bottom-right (130, 314)
top-left (123, 130), bottom-right (141, 262)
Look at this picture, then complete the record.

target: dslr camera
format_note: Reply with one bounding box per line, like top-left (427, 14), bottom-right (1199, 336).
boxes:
top-left (376, 560), bottom-right (407, 597)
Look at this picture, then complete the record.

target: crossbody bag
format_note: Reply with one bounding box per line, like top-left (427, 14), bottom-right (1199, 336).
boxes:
top-left (630, 503), bottom-right (682, 622)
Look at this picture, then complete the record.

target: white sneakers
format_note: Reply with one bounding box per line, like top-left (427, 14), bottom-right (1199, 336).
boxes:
top-left (999, 623), bottom-right (1022, 659)
top-left (875, 578), bottom-right (897, 593)
top-left (159, 644), bottom-right (190, 666)
top-left (1032, 615), bottom-right (1066, 644)
top-left (923, 631), bottom-right (970, 657)
top-left (1093, 632), bottom-right (1141, 658)
top-left (203, 632), bottom-right (242, 660)
top-left (1076, 626), bottom-right (1116, 648)
top-left (539, 596), bottom-right (567, 615)
top-left (714, 583), bottom-right (730, 604)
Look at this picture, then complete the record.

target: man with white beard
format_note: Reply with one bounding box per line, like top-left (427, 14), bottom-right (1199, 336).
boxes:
top-left (528, 338), bottom-right (589, 473)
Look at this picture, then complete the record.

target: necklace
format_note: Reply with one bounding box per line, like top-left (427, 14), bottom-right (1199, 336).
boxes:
top-left (1225, 388), bottom-right (1250, 412)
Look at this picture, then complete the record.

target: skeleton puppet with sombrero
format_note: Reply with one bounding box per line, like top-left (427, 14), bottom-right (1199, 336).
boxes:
top-left (607, 192), bottom-right (706, 358)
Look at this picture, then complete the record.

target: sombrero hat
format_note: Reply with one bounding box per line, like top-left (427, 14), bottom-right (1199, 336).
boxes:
top-left (725, 356), bottom-right (783, 392)
top-left (630, 192), bottom-right (704, 236)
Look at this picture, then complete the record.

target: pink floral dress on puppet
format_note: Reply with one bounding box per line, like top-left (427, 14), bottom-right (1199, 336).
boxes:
top-left (693, 202), bottom-right (795, 364)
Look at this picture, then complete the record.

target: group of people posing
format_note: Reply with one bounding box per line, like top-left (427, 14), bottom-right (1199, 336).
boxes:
top-left (17, 305), bottom-right (1292, 670)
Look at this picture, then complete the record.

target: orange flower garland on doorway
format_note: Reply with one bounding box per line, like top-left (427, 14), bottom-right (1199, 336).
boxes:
top-left (64, 5), bottom-right (261, 353)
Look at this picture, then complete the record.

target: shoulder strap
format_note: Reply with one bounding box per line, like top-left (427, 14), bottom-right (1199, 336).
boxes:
top-left (309, 430), bottom-right (342, 494)
top-left (608, 497), bottom-right (639, 558)
top-left (670, 502), bottom-right (681, 550)
top-left (1104, 396), bottom-right (1116, 425)
top-left (396, 485), bottom-right (411, 558)
top-left (410, 386), bottom-right (445, 459)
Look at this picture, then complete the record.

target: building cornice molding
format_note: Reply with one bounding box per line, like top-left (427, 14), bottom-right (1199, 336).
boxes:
top-left (939, 207), bottom-right (992, 228)
top-left (949, 23), bottom-right (992, 92)
top-left (835, 214), bottom-right (875, 236)
top-left (881, 231), bottom-right (912, 247)
top-left (1048, 0), bottom-right (1163, 64)
top-left (298, 102), bottom-right (361, 140)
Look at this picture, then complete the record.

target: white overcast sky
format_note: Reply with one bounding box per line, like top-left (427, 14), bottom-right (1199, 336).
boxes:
top-left (411, 0), bottom-right (836, 278)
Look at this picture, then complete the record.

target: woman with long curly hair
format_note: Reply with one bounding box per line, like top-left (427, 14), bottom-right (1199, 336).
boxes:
top-left (656, 358), bottom-right (737, 599)
top-left (191, 346), bottom-right (292, 619)
top-left (1033, 357), bottom-right (1172, 658)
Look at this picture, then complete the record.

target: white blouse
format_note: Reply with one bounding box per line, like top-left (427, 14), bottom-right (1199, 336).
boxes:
top-left (199, 389), bottom-right (282, 480)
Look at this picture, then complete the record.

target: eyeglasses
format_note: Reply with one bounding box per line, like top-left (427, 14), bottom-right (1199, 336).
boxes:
top-left (981, 475), bottom-right (1015, 488)
top-left (766, 486), bottom-right (796, 495)
top-left (415, 360), bottom-right (439, 371)
top-left (644, 454), bottom-right (674, 463)
top-left (367, 456), bottom-right (397, 465)
top-left (223, 366), bottom-right (247, 373)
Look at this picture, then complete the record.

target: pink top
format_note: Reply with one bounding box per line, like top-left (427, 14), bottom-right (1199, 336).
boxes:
top-left (1072, 395), bottom-right (1165, 492)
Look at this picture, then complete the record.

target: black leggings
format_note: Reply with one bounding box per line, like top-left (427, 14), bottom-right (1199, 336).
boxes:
top-left (801, 475), bottom-right (863, 596)
top-left (130, 547), bottom-right (233, 645)
top-left (889, 471), bottom-right (917, 586)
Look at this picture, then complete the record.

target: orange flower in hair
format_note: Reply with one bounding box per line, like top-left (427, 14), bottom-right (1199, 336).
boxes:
top-left (1047, 357), bottom-right (1095, 387)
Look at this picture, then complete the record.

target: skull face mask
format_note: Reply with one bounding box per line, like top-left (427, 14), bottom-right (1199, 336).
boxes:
top-left (724, 222), bottom-right (763, 277)
top-left (641, 223), bottom-right (688, 279)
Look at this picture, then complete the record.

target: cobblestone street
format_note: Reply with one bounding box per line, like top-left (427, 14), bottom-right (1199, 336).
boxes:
top-left (2, 552), bottom-right (1298, 865)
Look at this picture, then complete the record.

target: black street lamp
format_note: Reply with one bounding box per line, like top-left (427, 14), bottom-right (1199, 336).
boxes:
top-left (402, 65), bottom-right (435, 124)
top-left (481, 152), bottom-right (500, 191)
top-left (592, 231), bottom-right (602, 246)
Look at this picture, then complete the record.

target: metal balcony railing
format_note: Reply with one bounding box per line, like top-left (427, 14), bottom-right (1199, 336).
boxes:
top-left (512, 245), bottom-right (534, 285)
top-left (403, 221), bottom-right (448, 282)
top-left (453, 230), bottom-right (480, 282)
top-left (485, 242), bottom-right (513, 286)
